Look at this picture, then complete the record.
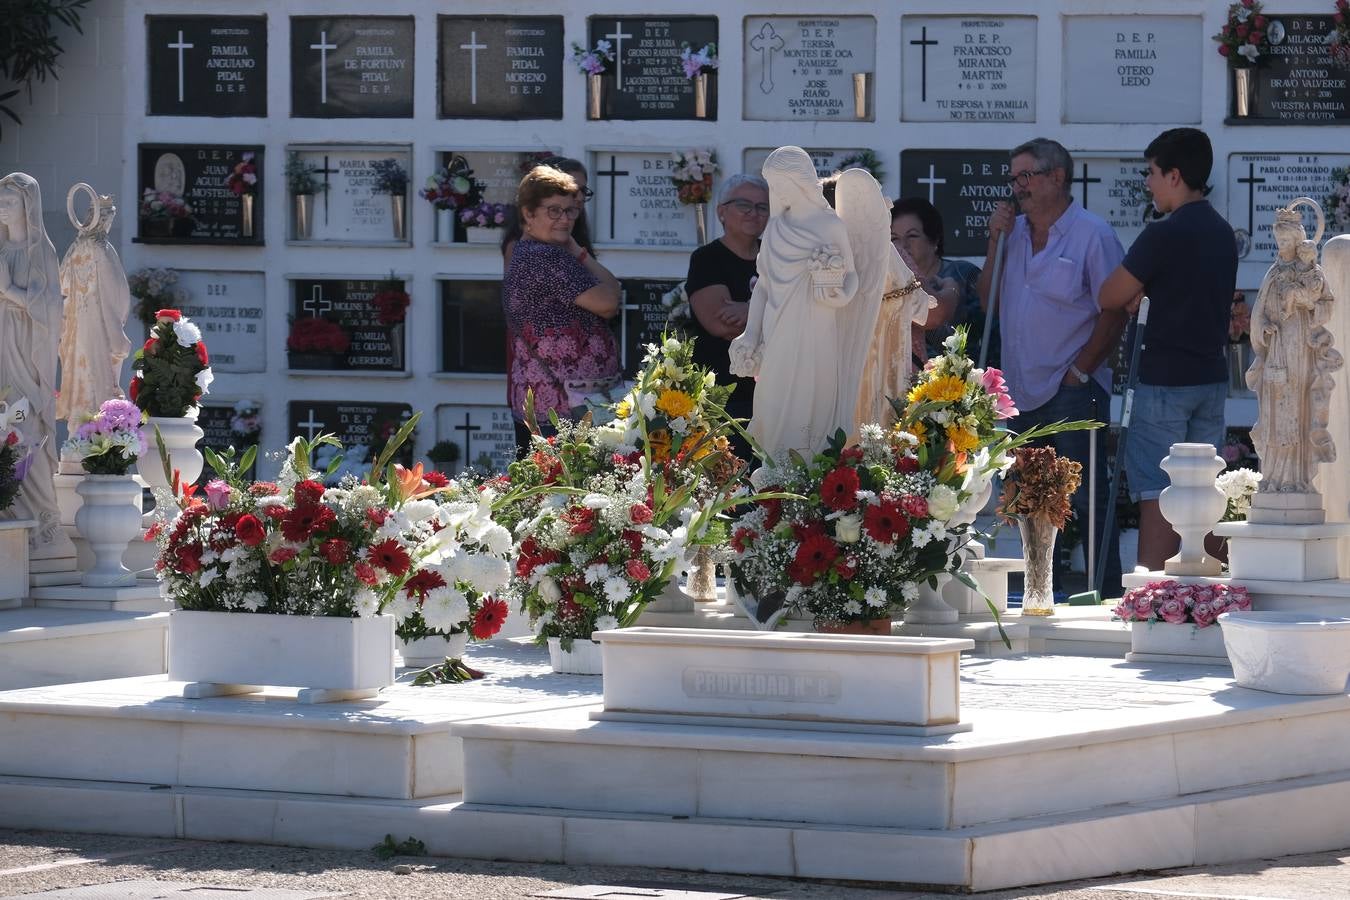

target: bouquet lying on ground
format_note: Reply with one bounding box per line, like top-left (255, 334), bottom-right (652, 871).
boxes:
top-left (153, 415), bottom-right (515, 680)
top-left (496, 334), bottom-right (752, 649)
top-left (61, 399), bottom-right (147, 476)
top-left (1114, 580), bottom-right (1251, 628)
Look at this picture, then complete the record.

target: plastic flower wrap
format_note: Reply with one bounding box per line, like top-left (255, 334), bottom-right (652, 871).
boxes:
top-left (130, 309), bottom-right (212, 418)
top-left (679, 42), bottom-right (718, 78)
top-left (1217, 467), bottom-right (1261, 522)
top-left (61, 398), bottom-right (147, 476)
top-left (569, 40), bottom-right (614, 75)
top-left (670, 148), bottom-right (718, 205)
top-left (1115, 580), bottom-right (1252, 628)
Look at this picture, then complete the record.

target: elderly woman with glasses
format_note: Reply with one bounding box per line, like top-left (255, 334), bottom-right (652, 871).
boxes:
top-left (500, 156), bottom-right (596, 271)
top-left (682, 173), bottom-right (770, 457)
top-left (502, 165), bottom-right (621, 453)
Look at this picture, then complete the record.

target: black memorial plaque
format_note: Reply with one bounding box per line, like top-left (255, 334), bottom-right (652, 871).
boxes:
top-left (196, 404), bottom-right (257, 482)
top-left (289, 278), bottom-right (407, 372)
top-left (438, 16), bottom-right (564, 119)
top-left (617, 279), bottom-right (681, 378)
top-left (136, 144), bottom-right (263, 245)
top-left (588, 16), bottom-right (717, 119)
top-left (1254, 15), bottom-right (1350, 123)
top-left (148, 16), bottom-right (267, 117)
top-left (440, 280), bottom-right (507, 373)
top-left (899, 149), bottom-right (1012, 258)
top-left (287, 401), bottom-right (415, 469)
top-left (291, 17), bottom-right (414, 118)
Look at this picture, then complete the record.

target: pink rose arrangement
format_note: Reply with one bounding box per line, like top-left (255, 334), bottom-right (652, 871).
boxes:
top-left (1114, 580), bottom-right (1252, 628)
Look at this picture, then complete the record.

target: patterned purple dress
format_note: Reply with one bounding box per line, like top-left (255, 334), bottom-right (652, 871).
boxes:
top-left (503, 238), bottom-right (619, 423)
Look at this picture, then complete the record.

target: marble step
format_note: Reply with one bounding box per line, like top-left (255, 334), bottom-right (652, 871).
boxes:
top-left (0, 608), bottom-right (169, 690)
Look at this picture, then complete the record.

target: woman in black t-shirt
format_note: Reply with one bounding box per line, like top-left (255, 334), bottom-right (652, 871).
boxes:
top-left (684, 174), bottom-right (769, 459)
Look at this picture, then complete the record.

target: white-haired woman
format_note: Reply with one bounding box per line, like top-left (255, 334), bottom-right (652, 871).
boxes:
top-left (683, 173), bottom-right (769, 457)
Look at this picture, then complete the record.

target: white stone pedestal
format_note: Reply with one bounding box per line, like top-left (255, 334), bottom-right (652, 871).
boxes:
top-left (0, 519), bottom-right (35, 608)
top-left (1212, 521), bottom-right (1350, 582)
top-left (896, 547), bottom-right (1030, 655)
top-left (1247, 491), bottom-right (1327, 526)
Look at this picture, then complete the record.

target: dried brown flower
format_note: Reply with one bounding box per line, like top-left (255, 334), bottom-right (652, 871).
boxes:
top-left (997, 446), bottom-right (1082, 529)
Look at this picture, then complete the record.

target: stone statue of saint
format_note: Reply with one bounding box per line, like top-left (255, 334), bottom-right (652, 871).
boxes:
top-left (58, 184), bottom-right (132, 435)
top-left (835, 169), bottom-right (935, 434)
top-left (1246, 198), bottom-right (1343, 496)
top-left (1321, 234), bottom-right (1350, 573)
top-left (729, 146), bottom-right (859, 459)
top-left (0, 172), bottom-right (76, 557)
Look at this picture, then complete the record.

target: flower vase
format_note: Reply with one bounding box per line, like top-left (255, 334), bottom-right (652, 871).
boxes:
top-left (1233, 66), bottom-right (1254, 118)
top-left (685, 545), bottom-right (718, 601)
top-left (293, 193), bottom-right (314, 240)
top-left (398, 631), bottom-right (469, 668)
top-left (1228, 343), bottom-right (1254, 397)
top-left (241, 193), bottom-right (254, 239)
top-left (694, 203), bottom-right (708, 245)
top-left (74, 475), bottom-right (143, 587)
top-left (390, 194), bottom-right (407, 241)
top-left (853, 72), bottom-right (870, 119)
top-left (1159, 443), bottom-right (1226, 576)
top-left (818, 618), bottom-right (891, 636)
top-left (587, 73), bottom-right (603, 120)
top-left (137, 412), bottom-right (205, 496)
top-left (547, 636), bottom-right (603, 675)
top-left (694, 72), bottom-right (709, 118)
top-left (464, 226), bottom-right (498, 245)
top-left (1018, 516), bottom-right (1057, 616)
top-left (436, 208), bottom-right (454, 242)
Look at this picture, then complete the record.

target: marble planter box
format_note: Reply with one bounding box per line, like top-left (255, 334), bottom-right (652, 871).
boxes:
top-left (0, 519), bottom-right (34, 604)
top-left (595, 627), bottom-right (972, 732)
top-left (398, 631), bottom-right (467, 668)
top-left (1127, 621), bottom-right (1229, 665)
top-left (1213, 522), bottom-right (1350, 582)
top-left (1220, 611), bottom-right (1350, 695)
top-left (168, 610), bottom-right (394, 703)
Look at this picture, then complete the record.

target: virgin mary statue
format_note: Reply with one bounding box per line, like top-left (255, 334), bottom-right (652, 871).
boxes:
top-left (729, 147), bottom-right (859, 459)
top-left (0, 172), bottom-right (76, 557)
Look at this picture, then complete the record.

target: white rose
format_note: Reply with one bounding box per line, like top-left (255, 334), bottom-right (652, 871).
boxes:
top-left (835, 514), bottom-right (862, 543)
top-left (927, 484), bottom-right (959, 521)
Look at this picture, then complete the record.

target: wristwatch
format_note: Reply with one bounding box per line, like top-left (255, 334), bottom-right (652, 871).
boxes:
top-left (1068, 364), bottom-right (1090, 384)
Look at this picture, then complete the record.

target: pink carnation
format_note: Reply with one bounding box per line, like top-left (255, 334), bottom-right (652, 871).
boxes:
top-left (980, 367), bottom-right (1019, 420)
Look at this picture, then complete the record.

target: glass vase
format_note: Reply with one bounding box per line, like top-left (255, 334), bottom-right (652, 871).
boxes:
top-left (1018, 515), bottom-right (1058, 616)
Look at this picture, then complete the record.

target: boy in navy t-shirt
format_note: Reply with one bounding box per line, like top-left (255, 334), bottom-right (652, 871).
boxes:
top-left (1099, 128), bottom-right (1238, 572)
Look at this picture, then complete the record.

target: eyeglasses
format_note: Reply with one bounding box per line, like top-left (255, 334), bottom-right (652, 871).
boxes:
top-left (579, 186), bottom-right (595, 200)
top-left (720, 199), bottom-right (770, 215)
top-left (539, 204), bottom-right (582, 221)
top-left (1006, 168), bottom-right (1048, 189)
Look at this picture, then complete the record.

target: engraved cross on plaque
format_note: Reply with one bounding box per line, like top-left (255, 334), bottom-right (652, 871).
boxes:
top-left (595, 155), bottom-right (630, 240)
top-left (303, 284), bottom-right (333, 317)
top-left (310, 30), bottom-right (338, 104)
top-left (618, 289), bottom-right (642, 370)
top-left (750, 23), bottom-right (786, 95)
top-left (1071, 164), bottom-right (1103, 208)
top-left (454, 412), bottom-right (482, 469)
top-left (909, 26), bottom-right (939, 103)
top-left (168, 30), bottom-right (195, 104)
top-left (459, 31), bottom-right (487, 105)
top-left (915, 164), bottom-right (947, 204)
top-left (297, 409), bottom-right (326, 441)
top-left (604, 21), bottom-right (633, 90)
top-left (1237, 162), bottom-right (1267, 235)
top-left (314, 155), bottom-right (341, 224)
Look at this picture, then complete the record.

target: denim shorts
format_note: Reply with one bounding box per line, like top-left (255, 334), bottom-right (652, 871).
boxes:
top-left (1124, 382), bottom-right (1227, 501)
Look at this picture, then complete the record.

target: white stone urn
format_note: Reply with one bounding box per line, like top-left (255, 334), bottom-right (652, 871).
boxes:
top-left (1159, 443), bottom-right (1225, 576)
top-left (1219, 611), bottom-right (1350, 695)
top-left (547, 636), bottom-right (604, 675)
top-left (398, 630), bottom-right (469, 667)
top-left (137, 411), bottom-right (205, 495)
top-left (74, 475), bottom-right (144, 587)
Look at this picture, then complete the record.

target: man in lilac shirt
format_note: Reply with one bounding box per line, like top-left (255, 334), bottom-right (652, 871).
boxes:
top-left (979, 138), bottom-right (1128, 599)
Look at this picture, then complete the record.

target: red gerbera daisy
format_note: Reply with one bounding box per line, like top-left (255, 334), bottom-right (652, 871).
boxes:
top-left (793, 533), bottom-right (838, 581)
top-left (471, 597), bottom-right (509, 639)
top-left (403, 568), bottom-right (447, 598)
top-left (369, 538), bottom-right (412, 576)
top-left (863, 500), bottom-right (910, 544)
top-left (292, 479), bottom-right (326, 507)
top-left (820, 465), bottom-right (861, 511)
top-left (423, 470), bottom-right (449, 488)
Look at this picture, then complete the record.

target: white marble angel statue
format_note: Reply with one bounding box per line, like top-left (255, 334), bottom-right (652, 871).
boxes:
top-left (1322, 233), bottom-right (1350, 573)
top-left (729, 146), bottom-right (858, 459)
top-left (58, 184), bottom-right (132, 434)
top-left (0, 172), bottom-right (76, 557)
top-left (1246, 198), bottom-right (1343, 495)
top-left (834, 169), bottom-right (936, 435)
